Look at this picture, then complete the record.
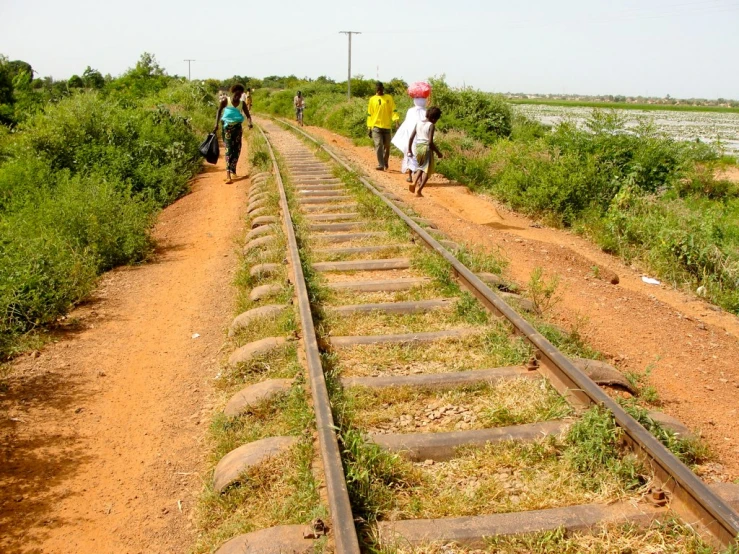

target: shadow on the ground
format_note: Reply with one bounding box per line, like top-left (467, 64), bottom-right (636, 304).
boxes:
top-left (0, 369), bottom-right (95, 552)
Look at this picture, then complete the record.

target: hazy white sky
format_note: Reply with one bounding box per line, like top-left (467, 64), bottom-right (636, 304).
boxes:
top-left (1, 0), bottom-right (738, 98)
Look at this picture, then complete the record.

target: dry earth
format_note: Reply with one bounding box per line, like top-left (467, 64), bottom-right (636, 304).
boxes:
top-left (0, 150), bottom-right (248, 553)
top-left (307, 124), bottom-right (739, 481)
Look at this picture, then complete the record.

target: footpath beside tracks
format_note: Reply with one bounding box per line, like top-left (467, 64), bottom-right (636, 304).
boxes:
top-left (211, 119), bottom-right (739, 553)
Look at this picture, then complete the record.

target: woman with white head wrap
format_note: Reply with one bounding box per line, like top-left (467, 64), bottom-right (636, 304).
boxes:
top-left (391, 82), bottom-right (431, 182)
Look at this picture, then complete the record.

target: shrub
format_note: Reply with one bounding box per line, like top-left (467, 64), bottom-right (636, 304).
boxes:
top-left (0, 80), bottom-right (208, 358)
top-left (430, 78), bottom-right (513, 143)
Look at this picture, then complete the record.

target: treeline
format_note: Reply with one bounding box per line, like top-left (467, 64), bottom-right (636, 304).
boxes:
top-left (507, 93), bottom-right (739, 109)
top-left (0, 53), bottom-right (213, 359)
top-left (254, 77), bottom-right (739, 314)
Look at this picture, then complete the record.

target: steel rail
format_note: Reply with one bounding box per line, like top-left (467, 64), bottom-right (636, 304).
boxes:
top-left (257, 125), bottom-right (361, 554)
top-left (274, 118), bottom-right (739, 549)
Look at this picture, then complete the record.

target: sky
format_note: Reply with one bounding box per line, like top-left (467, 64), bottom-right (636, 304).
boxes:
top-left (1, 0), bottom-right (738, 99)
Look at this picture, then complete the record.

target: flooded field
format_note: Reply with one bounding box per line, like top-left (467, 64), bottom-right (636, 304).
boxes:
top-left (515, 104), bottom-right (739, 158)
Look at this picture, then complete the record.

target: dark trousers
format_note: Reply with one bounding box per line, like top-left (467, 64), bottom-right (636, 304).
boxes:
top-left (372, 127), bottom-right (391, 168)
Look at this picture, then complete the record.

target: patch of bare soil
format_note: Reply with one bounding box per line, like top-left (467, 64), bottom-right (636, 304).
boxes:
top-left (0, 149), bottom-right (249, 552)
top-left (307, 125), bottom-right (739, 480)
top-left (717, 165), bottom-right (739, 183)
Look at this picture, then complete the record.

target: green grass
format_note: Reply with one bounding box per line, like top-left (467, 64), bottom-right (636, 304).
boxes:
top-left (191, 440), bottom-right (325, 554)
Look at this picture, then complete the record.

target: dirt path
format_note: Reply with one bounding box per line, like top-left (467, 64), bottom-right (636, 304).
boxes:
top-left (307, 125), bottom-right (739, 480)
top-left (0, 152), bottom-right (248, 553)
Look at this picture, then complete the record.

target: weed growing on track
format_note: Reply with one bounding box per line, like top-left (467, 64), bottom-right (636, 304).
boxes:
top-left (527, 267), bottom-right (562, 314)
top-left (620, 400), bottom-right (710, 467)
top-left (624, 364), bottom-right (661, 405)
top-left (362, 434), bottom-right (648, 523)
top-left (565, 407), bottom-right (644, 491)
top-left (217, 345), bottom-right (302, 390)
top-left (209, 380), bottom-right (312, 460)
top-left (334, 329), bottom-right (531, 378)
top-left (278, 119), bottom-right (710, 467)
top-left (533, 319), bottom-right (601, 360)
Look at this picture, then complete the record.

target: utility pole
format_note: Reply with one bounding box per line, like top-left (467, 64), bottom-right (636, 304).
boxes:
top-left (339, 31), bottom-right (360, 99)
top-left (184, 59), bottom-right (195, 81)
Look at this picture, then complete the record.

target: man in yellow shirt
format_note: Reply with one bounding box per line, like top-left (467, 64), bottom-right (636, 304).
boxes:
top-left (366, 82), bottom-right (399, 171)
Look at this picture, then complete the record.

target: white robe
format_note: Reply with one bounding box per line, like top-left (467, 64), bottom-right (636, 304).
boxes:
top-left (391, 99), bottom-right (427, 173)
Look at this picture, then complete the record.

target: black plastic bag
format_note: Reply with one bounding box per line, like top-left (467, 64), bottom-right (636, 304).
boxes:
top-left (198, 133), bottom-right (219, 164)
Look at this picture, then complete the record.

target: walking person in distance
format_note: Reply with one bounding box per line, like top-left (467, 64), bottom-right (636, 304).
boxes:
top-left (294, 91), bottom-right (305, 125)
top-left (392, 81), bottom-right (431, 182)
top-left (407, 107), bottom-right (443, 197)
top-left (213, 84), bottom-right (250, 184)
top-left (366, 82), bottom-right (399, 171)
top-left (240, 87), bottom-right (254, 129)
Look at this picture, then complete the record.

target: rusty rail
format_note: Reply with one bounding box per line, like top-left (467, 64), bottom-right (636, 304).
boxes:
top-left (256, 125), bottom-right (361, 554)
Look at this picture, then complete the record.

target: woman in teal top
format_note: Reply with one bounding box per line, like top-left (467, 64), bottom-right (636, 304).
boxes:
top-left (213, 84), bottom-right (251, 183)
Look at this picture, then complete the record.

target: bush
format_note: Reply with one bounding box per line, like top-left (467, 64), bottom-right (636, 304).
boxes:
top-left (430, 78), bottom-right (513, 143)
top-left (0, 80), bottom-right (209, 358)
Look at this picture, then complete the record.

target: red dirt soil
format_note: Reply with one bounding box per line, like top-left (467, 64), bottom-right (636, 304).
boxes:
top-left (307, 124), bottom-right (739, 481)
top-left (0, 153), bottom-right (248, 552)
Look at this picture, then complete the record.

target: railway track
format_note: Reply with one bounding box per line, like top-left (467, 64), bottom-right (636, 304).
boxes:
top-left (211, 118), bottom-right (739, 553)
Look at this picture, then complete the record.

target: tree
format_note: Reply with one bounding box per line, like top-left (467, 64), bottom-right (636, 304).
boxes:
top-left (128, 52), bottom-right (165, 78)
top-left (82, 66), bottom-right (105, 89)
top-left (385, 78), bottom-right (408, 97)
top-left (6, 60), bottom-right (33, 80)
top-left (110, 53), bottom-right (171, 97)
top-left (68, 75), bottom-right (84, 89)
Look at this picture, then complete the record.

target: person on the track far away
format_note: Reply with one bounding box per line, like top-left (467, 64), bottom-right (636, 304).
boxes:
top-left (294, 91), bottom-right (305, 124)
top-left (407, 106), bottom-right (443, 197)
top-left (213, 83), bottom-right (250, 184)
top-left (240, 87), bottom-right (254, 129)
top-left (392, 81), bottom-right (431, 182)
top-left (366, 81), bottom-right (399, 171)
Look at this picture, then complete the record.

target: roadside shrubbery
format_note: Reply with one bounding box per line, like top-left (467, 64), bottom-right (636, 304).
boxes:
top-left (0, 76), bottom-right (212, 358)
top-left (254, 79), bottom-right (739, 313)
